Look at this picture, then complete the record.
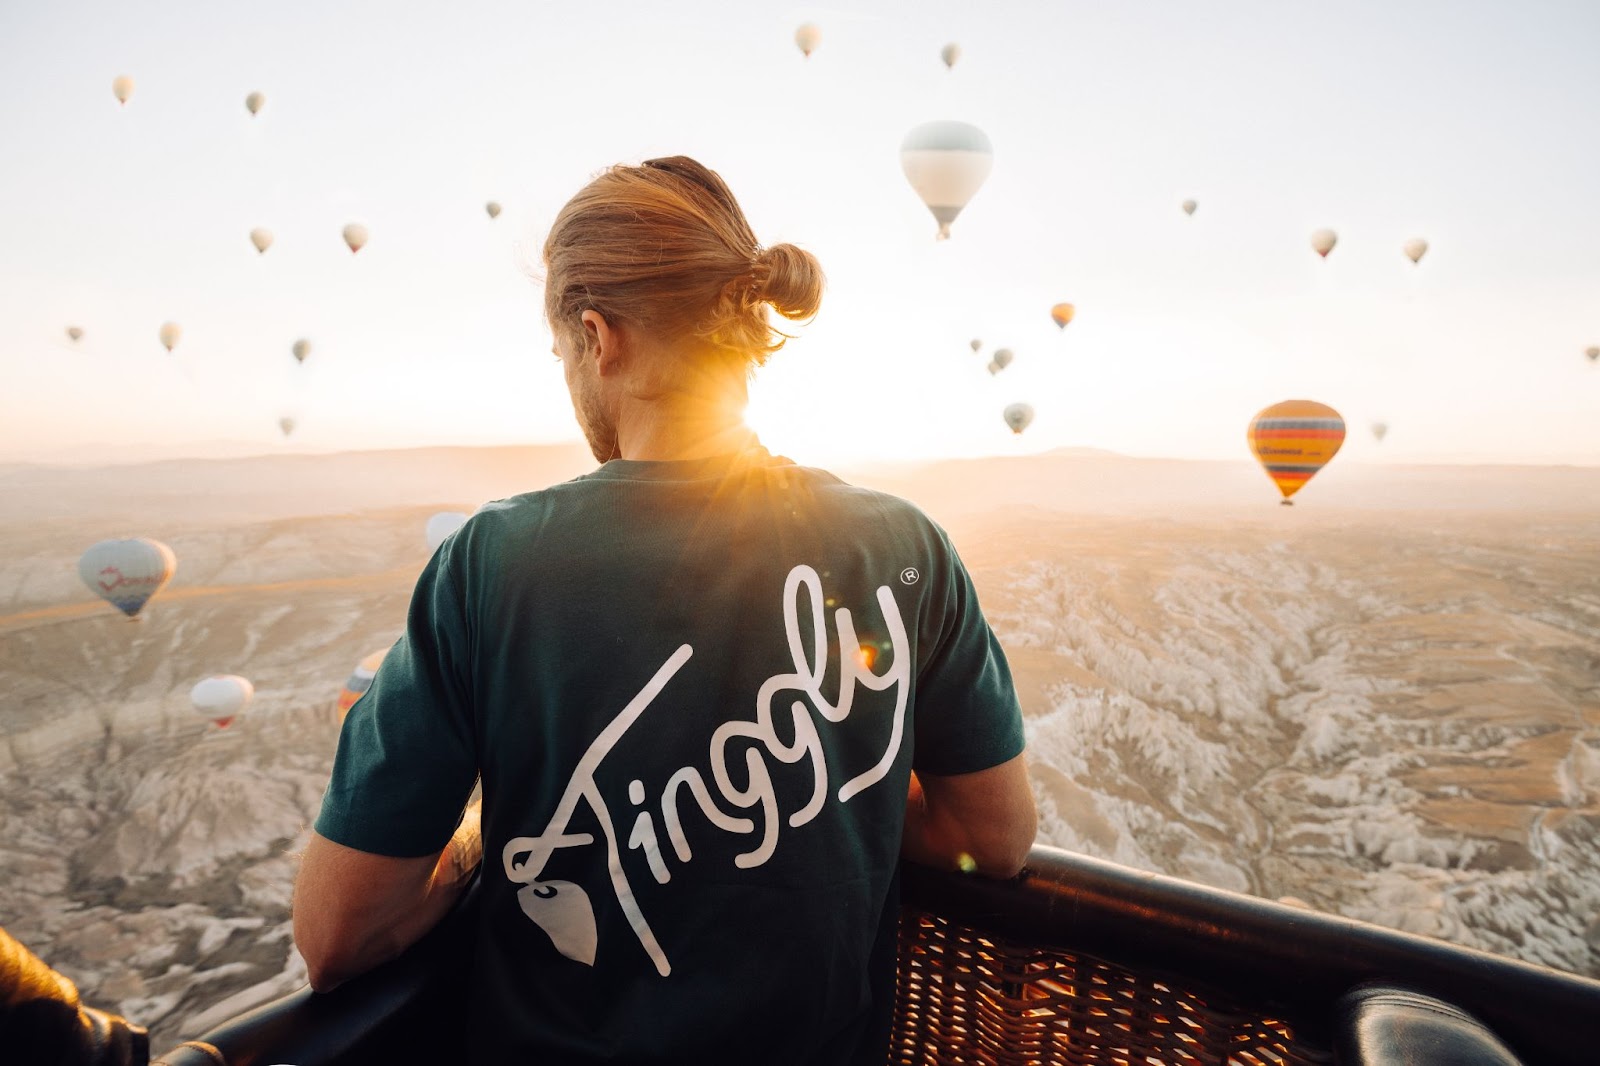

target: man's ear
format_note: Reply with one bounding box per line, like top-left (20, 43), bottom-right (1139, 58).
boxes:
top-left (580, 310), bottom-right (624, 377)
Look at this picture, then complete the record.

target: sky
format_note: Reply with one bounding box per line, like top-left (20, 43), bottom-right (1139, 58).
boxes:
top-left (1, 0), bottom-right (1598, 468)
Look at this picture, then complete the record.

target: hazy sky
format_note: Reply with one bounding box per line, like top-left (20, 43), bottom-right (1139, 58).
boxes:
top-left (2, 0), bottom-right (1598, 467)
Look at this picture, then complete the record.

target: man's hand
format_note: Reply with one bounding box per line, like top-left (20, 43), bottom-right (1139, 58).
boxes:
top-left (293, 803), bottom-right (482, 993)
top-left (902, 755), bottom-right (1036, 878)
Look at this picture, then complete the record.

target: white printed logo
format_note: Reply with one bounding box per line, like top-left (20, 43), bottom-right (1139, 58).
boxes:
top-left (900, 567), bottom-right (920, 585)
top-left (501, 564), bottom-right (910, 977)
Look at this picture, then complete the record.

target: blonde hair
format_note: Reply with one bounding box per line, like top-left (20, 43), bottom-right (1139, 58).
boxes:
top-left (542, 156), bottom-right (824, 368)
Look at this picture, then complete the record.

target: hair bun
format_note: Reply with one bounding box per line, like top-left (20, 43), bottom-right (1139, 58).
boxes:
top-left (755, 243), bottom-right (825, 322)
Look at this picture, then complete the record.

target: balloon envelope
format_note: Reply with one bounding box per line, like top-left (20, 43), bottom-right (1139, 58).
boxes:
top-left (112, 75), bottom-right (134, 105)
top-left (1371, 421), bottom-right (1389, 442)
top-left (485, 201), bottom-right (502, 219)
top-left (291, 338), bottom-right (311, 363)
top-left (1310, 229), bottom-right (1338, 258)
top-left (191, 675), bottom-right (253, 727)
top-left (1182, 199), bottom-right (1198, 216)
top-left (343, 223), bottom-right (369, 253)
top-left (67, 326), bottom-right (84, 342)
top-left (941, 43), bottom-right (961, 68)
top-left (991, 348), bottom-right (1014, 371)
top-left (78, 538), bottom-right (176, 618)
top-left (426, 511), bottom-right (470, 551)
top-left (1003, 403), bottom-right (1034, 434)
top-left (278, 417), bottom-right (296, 437)
top-left (900, 120), bottom-right (994, 240)
top-left (245, 91), bottom-right (265, 116)
top-left (1403, 238), bottom-right (1428, 264)
top-left (969, 338), bottom-right (982, 353)
top-left (1587, 346), bottom-right (1599, 363)
top-left (159, 322), bottom-right (181, 351)
top-left (1248, 400), bottom-right (1345, 502)
top-left (795, 23), bottom-right (820, 57)
top-left (338, 648), bottom-right (390, 718)
top-left (250, 228), bottom-right (273, 254)
top-left (1050, 303), bottom-right (1075, 329)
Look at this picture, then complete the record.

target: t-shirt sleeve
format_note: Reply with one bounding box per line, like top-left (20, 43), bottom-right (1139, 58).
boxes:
top-left (314, 548), bottom-right (479, 857)
top-left (911, 526), bottom-right (1025, 776)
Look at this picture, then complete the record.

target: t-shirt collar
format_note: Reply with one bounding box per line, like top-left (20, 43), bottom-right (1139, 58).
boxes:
top-left (583, 442), bottom-right (791, 483)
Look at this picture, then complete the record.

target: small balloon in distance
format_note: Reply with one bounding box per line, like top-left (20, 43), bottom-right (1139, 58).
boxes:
top-left (1402, 237), bottom-right (1428, 264)
top-left (941, 43), bottom-right (960, 69)
top-left (191, 675), bottom-right (253, 728)
top-left (67, 326), bottom-right (84, 343)
top-left (245, 91), bottom-right (265, 116)
top-left (291, 338), bottom-right (311, 364)
top-left (1050, 303), bottom-right (1075, 329)
top-left (112, 75), bottom-right (134, 106)
top-left (1003, 403), bottom-right (1034, 435)
top-left (795, 23), bottom-right (820, 57)
top-left (250, 228), bottom-right (273, 254)
top-left (990, 348), bottom-right (1014, 372)
top-left (343, 223), bottom-right (369, 254)
top-left (159, 322), bottom-right (181, 351)
top-left (1182, 199), bottom-right (1198, 216)
top-left (1310, 229), bottom-right (1338, 258)
top-left (485, 201), bottom-right (502, 219)
top-left (78, 538), bottom-right (177, 619)
top-left (969, 338), bottom-right (982, 353)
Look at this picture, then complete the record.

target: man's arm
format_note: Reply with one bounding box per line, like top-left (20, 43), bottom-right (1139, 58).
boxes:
top-left (902, 753), bottom-right (1036, 878)
top-left (293, 804), bottom-right (482, 993)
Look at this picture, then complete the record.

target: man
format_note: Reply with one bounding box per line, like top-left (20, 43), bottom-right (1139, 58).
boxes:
top-left (294, 155), bottom-right (1036, 1063)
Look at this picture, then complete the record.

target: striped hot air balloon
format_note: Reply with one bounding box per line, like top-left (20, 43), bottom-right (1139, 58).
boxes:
top-left (1248, 400), bottom-right (1345, 505)
top-left (337, 648), bottom-right (390, 719)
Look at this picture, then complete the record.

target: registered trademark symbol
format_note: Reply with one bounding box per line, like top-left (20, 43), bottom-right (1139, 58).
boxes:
top-left (900, 567), bottom-right (920, 585)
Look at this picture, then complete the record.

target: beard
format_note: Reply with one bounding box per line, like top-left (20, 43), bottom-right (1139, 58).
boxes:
top-left (570, 366), bottom-right (621, 463)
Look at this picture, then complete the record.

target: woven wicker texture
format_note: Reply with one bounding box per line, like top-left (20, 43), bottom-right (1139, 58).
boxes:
top-left (890, 906), bottom-right (1333, 1066)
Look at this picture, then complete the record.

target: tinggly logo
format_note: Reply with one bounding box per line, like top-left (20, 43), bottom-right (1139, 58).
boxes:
top-left (501, 563), bottom-right (910, 976)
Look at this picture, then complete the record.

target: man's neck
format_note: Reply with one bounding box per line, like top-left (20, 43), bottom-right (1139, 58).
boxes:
top-left (614, 404), bottom-right (757, 462)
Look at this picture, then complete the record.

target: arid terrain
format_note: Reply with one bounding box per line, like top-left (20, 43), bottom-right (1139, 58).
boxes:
top-left (2, 445), bottom-right (1597, 1050)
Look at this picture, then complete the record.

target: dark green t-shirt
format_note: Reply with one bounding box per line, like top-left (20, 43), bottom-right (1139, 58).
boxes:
top-left (315, 448), bottom-right (1024, 1064)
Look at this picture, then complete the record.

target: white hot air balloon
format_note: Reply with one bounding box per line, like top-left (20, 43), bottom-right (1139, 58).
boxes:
top-left (795, 23), bottom-right (821, 58)
top-left (941, 43), bottom-right (961, 69)
top-left (1403, 237), bottom-right (1428, 264)
top-left (990, 347), bottom-right (1014, 373)
top-left (343, 223), bottom-right (369, 254)
top-left (245, 91), bottom-right (265, 116)
top-left (1003, 403), bottom-right (1034, 435)
top-left (969, 338), bottom-right (982, 353)
top-left (291, 338), bottom-right (311, 364)
top-left (159, 322), bottom-right (182, 352)
top-left (112, 75), bottom-right (134, 106)
top-left (1310, 228), bottom-right (1338, 258)
top-left (426, 511), bottom-right (470, 552)
top-left (67, 326), bottom-right (84, 343)
top-left (278, 416), bottom-right (297, 437)
top-left (1371, 421), bottom-right (1389, 443)
top-left (1585, 346), bottom-right (1599, 364)
top-left (78, 538), bottom-right (177, 619)
top-left (1182, 199), bottom-right (1198, 216)
top-left (485, 201), bottom-right (502, 219)
top-left (249, 228), bottom-right (273, 254)
top-left (900, 120), bottom-right (994, 240)
top-left (191, 675), bottom-right (253, 728)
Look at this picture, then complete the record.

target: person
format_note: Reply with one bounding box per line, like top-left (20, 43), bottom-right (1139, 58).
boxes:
top-left (293, 155), bottom-right (1037, 1064)
top-left (0, 926), bottom-right (148, 1065)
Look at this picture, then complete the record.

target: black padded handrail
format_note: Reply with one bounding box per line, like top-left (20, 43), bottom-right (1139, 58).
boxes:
top-left (154, 846), bottom-right (1600, 1064)
top-left (903, 845), bottom-right (1600, 1066)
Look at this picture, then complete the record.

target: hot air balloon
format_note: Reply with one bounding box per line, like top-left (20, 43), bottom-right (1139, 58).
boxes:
top-left (343, 223), bottom-right (369, 254)
top-left (1248, 400), bottom-right (1345, 505)
top-left (159, 322), bottom-right (181, 352)
top-left (278, 417), bottom-right (297, 437)
top-left (1403, 238), bottom-right (1428, 264)
top-left (1050, 303), bottom-right (1076, 329)
top-left (485, 201), bottom-right (502, 219)
top-left (1003, 403), bottom-right (1034, 434)
top-left (795, 24), bottom-right (820, 58)
top-left (1310, 229), bottom-right (1338, 258)
top-left (900, 120), bottom-right (994, 240)
top-left (1182, 199), bottom-right (1198, 216)
top-left (941, 43), bottom-right (961, 69)
top-left (78, 538), bottom-right (176, 619)
top-left (1371, 421), bottom-right (1389, 443)
top-left (989, 348), bottom-right (1014, 374)
top-left (112, 76), bottom-right (134, 106)
top-left (291, 338), bottom-right (311, 364)
top-left (250, 228), bottom-right (273, 254)
top-left (969, 338), bottom-right (982, 353)
top-left (1587, 346), bottom-right (1599, 364)
top-left (191, 675), bottom-right (253, 728)
top-left (245, 91), bottom-right (265, 116)
top-left (426, 511), bottom-right (470, 552)
top-left (66, 326), bottom-right (84, 343)
top-left (337, 648), bottom-right (390, 718)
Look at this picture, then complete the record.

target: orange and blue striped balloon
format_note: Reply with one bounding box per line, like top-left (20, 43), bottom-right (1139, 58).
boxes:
top-left (1248, 400), bottom-right (1345, 504)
